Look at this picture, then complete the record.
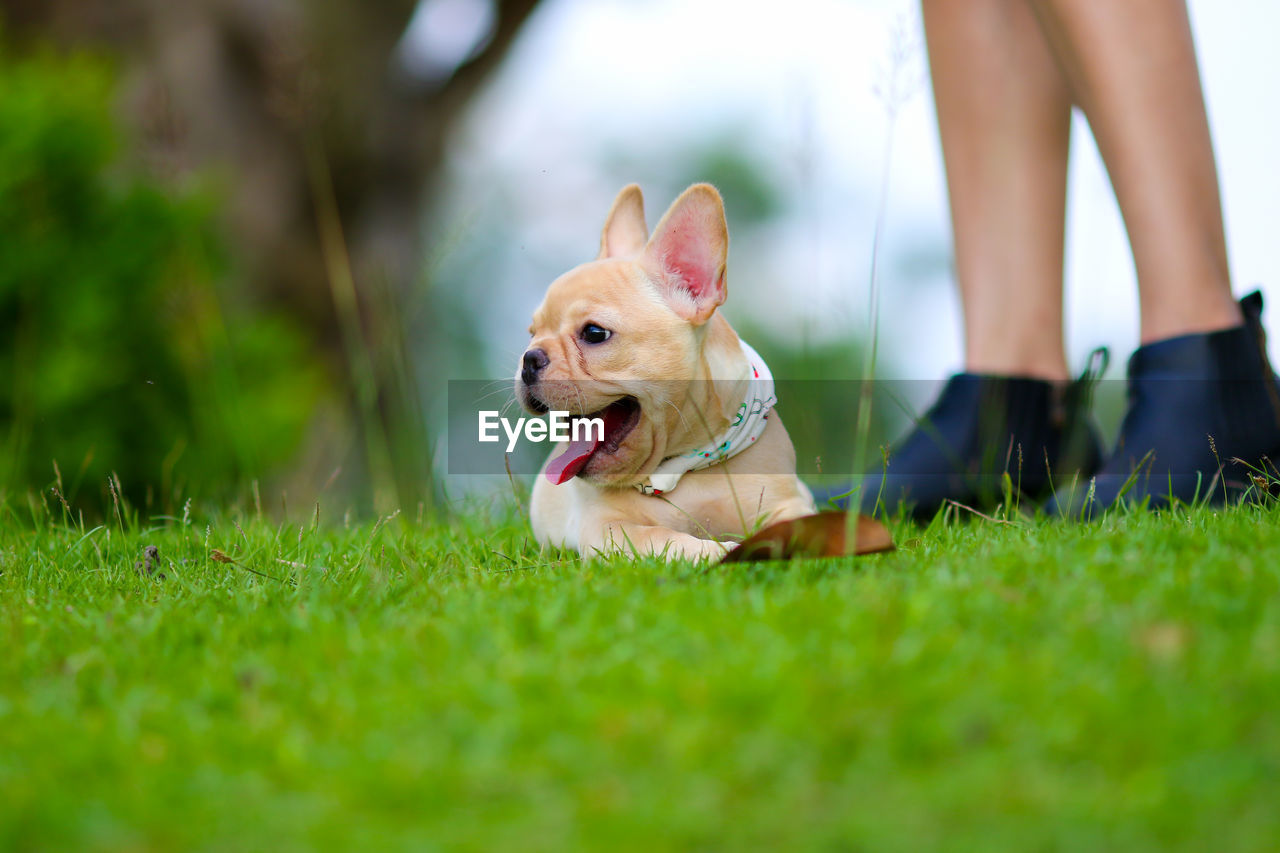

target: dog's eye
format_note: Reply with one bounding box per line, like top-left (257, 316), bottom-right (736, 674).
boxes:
top-left (580, 323), bottom-right (612, 344)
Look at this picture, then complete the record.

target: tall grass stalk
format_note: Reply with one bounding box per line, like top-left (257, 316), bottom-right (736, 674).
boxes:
top-left (847, 13), bottom-right (922, 549)
top-left (304, 138), bottom-right (401, 515)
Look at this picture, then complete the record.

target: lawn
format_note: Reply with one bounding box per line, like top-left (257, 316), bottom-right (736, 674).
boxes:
top-left (1, 495), bottom-right (1278, 850)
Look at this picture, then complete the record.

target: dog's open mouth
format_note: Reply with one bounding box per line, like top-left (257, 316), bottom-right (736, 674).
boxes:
top-left (545, 397), bottom-right (641, 484)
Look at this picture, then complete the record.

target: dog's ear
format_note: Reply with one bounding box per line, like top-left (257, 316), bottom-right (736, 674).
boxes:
top-left (643, 183), bottom-right (728, 325)
top-left (598, 184), bottom-right (648, 259)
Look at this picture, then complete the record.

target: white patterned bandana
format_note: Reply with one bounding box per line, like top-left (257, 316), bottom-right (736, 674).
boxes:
top-left (638, 338), bottom-right (777, 496)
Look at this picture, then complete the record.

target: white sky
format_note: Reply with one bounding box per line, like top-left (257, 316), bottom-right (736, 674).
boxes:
top-left (433, 0), bottom-right (1280, 378)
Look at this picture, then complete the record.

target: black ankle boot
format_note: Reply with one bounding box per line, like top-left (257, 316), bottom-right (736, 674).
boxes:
top-left (1047, 290), bottom-right (1280, 517)
top-left (814, 353), bottom-right (1106, 519)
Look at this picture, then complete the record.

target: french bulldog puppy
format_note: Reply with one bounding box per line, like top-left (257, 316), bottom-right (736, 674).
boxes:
top-left (516, 183), bottom-right (815, 560)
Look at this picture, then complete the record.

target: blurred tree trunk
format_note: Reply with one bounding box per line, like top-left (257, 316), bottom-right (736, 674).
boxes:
top-left (0, 0), bottom-right (542, 509)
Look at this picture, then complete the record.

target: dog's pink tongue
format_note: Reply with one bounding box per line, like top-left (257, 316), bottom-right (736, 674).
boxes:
top-left (545, 434), bottom-right (601, 485)
top-left (544, 404), bottom-right (630, 485)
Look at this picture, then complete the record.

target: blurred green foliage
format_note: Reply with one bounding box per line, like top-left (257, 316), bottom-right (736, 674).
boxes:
top-left (0, 47), bottom-right (327, 509)
top-left (739, 323), bottom-right (897, 477)
top-left (674, 137), bottom-right (782, 225)
top-left (603, 129), bottom-right (784, 230)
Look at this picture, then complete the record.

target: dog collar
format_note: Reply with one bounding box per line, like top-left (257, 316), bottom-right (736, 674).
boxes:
top-left (637, 338), bottom-right (776, 496)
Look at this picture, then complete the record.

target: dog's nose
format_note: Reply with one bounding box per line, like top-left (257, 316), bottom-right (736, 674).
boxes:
top-left (521, 348), bottom-right (550, 385)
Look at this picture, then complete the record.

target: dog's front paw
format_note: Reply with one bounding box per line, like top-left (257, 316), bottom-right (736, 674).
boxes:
top-left (587, 524), bottom-right (733, 563)
top-left (637, 535), bottom-right (731, 563)
top-left (689, 538), bottom-right (733, 562)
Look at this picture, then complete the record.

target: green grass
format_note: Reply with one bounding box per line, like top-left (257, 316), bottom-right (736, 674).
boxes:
top-left (1, 496), bottom-right (1279, 851)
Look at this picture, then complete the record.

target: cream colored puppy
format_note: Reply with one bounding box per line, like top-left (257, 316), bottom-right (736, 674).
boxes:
top-left (515, 183), bottom-right (815, 560)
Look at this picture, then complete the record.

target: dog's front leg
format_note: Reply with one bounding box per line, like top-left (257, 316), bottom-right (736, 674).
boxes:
top-left (581, 520), bottom-right (731, 562)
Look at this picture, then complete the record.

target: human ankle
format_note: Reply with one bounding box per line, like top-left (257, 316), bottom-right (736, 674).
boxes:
top-left (1139, 292), bottom-right (1243, 344)
top-left (962, 355), bottom-right (1070, 382)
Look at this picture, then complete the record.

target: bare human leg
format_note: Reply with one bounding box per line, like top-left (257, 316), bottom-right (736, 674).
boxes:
top-left (1026, 0), bottom-right (1280, 513)
top-left (838, 0), bottom-right (1098, 519)
top-left (923, 0), bottom-right (1074, 380)
top-left (1028, 0), bottom-right (1242, 343)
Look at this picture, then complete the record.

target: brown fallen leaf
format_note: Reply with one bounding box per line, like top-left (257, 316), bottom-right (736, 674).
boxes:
top-left (720, 511), bottom-right (894, 564)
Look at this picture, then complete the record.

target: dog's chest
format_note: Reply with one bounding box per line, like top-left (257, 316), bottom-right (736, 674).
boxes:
top-left (623, 473), bottom-right (769, 537)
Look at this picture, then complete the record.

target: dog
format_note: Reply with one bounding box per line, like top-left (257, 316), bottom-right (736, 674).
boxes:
top-left (515, 183), bottom-right (815, 560)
